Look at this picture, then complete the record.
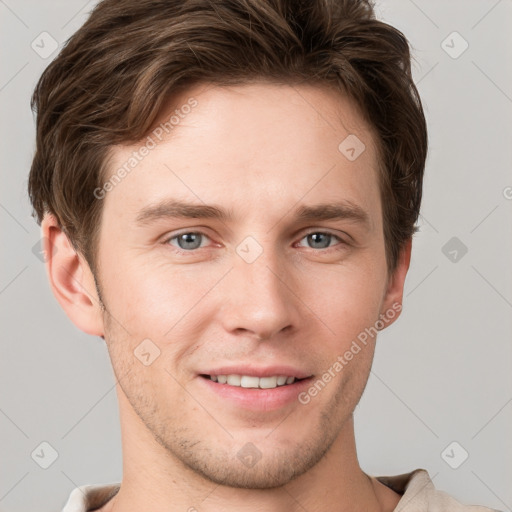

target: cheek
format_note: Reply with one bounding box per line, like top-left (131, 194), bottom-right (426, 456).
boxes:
top-left (100, 256), bottom-right (225, 350)
top-left (99, 234), bottom-right (387, 360)
top-left (299, 259), bottom-right (387, 350)
top-left (297, 269), bottom-right (381, 414)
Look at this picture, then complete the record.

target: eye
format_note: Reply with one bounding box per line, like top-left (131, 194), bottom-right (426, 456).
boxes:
top-left (166, 232), bottom-right (211, 251)
top-left (163, 230), bottom-right (345, 253)
top-left (297, 232), bottom-right (343, 250)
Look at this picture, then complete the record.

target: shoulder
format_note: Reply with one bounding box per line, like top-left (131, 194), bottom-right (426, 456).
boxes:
top-left (61, 482), bottom-right (120, 512)
top-left (375, 468), bottom-right (501, 512)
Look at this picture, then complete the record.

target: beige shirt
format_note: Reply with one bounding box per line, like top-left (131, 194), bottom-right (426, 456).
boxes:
top-left (61, 468), bottom-right (500, 512)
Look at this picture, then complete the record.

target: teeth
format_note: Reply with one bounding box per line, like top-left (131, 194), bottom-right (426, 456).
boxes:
top-left (226, 375), bottom-right (241, 386)
top-left (209, 374), bottom-right (297, 389)
top-left (241, 376), bottom-right (260, 388)
top-left (259, 376), bottom-right (277, 389)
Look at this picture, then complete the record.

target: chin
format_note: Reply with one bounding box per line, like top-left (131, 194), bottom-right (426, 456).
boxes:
top-left (164, 433), bottom-right (335, 490)
top-left (184, 454), bottom-right (315, 489)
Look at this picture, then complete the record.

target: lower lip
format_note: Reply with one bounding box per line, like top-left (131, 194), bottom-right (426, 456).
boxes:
top-left (198, 376), bottom-right (313, 411)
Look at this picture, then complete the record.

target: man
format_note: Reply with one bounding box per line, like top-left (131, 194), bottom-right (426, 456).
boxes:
top-left (28, 0), bottom-right (499, 510)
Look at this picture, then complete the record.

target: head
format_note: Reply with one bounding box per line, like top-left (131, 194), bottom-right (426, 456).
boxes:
top-left (29, 0), bottom-right (427, 489)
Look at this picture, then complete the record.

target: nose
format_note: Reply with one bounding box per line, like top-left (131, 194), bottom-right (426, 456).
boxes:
top-left (219, 246), bottom-right (300, 341)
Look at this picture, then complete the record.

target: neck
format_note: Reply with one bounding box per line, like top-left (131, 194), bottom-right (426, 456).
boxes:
top-left (102, 392), bottom-right (399, 512)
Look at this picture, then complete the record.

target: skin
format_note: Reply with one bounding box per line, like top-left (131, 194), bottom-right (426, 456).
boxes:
top-left (43, 82), bottom-right (412, 512)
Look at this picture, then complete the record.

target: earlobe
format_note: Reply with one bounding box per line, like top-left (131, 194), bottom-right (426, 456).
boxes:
top-left (380, 238), bottom-right (412, 327)
top-left (42, 214), bottom-right (104, 337)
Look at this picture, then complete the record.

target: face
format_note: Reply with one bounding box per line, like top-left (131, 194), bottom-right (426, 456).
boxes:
top-left (95, 82), bottom-right (401, 488)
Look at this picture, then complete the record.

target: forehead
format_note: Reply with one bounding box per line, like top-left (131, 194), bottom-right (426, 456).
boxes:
top-left (150, 81), bottom-right (375, 160)
top-left (101, 82), bottom-right (381, 228)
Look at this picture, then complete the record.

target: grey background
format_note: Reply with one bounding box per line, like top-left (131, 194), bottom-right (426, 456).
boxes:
top-left (1, 0), bottom-right (511, 510)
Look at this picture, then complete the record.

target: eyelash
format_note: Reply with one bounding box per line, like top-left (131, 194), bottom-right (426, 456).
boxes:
top-left (163, 230), bottom-right (347, 254)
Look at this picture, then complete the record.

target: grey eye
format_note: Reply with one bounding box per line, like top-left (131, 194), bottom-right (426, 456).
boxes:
top-left (304, 232), bottom-right (334, 249)
top-left (172, 232), bottom-right (205, 250)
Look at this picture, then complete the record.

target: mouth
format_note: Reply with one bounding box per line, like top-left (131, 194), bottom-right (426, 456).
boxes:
top-left (197, 366), bottom-right (314, 411)
top-left (199, 374), bottom-right (308, 389)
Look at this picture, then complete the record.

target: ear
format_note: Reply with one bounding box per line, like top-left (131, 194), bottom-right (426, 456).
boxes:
top-left (379, 238), bottom-right (412, 328)
top-left (41, 214), bottom-right (104, 337)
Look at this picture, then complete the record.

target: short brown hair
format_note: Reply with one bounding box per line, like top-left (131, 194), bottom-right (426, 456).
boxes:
top-left (28, 0), bottom-right (427, 275)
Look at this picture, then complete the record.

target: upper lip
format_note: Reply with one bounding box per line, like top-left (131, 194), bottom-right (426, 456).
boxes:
top-left (199, 365), bottom-right (312, 379)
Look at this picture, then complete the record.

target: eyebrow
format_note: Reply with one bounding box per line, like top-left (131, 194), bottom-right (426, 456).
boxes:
top-left (135, 200), bottom-right (232, 225)
top-left (135, 198), bottom-right (370, 229)
top-left (294, 202), bottom-right (370, 227)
